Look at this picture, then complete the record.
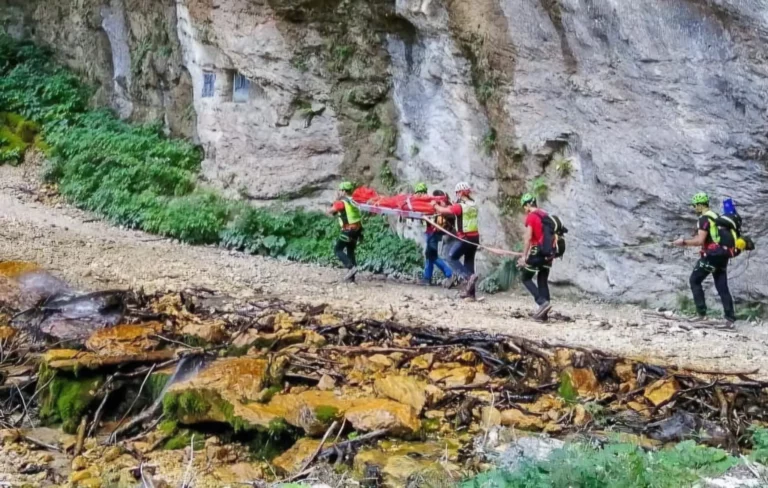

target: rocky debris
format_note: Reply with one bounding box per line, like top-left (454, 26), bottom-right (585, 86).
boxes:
top-left (3, 279), bottom-right (768, 486)
top-left (344, 400), bottom-right (421, 436)
top-left (644, 378), bottom-right (681, 406)
top-left (273, 437), bottom-right (324, 475)
top-left (353, 441), bottom-right (462, 487)
top-left (179, 319), bottom-right (229, 345)
top-left (42, 348), bottom-right (176, 371)
top-left (374, 375), bottom-right (428, 412)
top-left (84, 322), bottom-right (162, 355)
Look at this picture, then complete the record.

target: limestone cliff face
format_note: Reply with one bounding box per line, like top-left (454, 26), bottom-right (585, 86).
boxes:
top-left (2, 0), bottom-right (766, 304)
top-left (1, 0), bottom-right (196, 138)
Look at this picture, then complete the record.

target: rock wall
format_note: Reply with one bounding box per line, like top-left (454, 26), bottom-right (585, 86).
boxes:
top-left (0, 0), bottom-right (196, 138)
top-left (2, 0), bottom-right (767, 305)
top-left (497, 0), bottom-right (768, 302)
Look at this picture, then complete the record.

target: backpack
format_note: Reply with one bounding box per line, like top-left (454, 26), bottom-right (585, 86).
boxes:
top-left (706, 210), bottom-right (755, 257)
top-left (535, 210), bottom-right (568, 258)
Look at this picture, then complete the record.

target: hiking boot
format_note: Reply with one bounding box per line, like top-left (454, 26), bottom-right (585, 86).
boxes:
top-left (724, 318), bottom-right (737, 329)
top-left (689, 315), bottom-right (708, 323)
top-left (459, 274), bottom-right (478, 299)
top-left (343, 266), bottom-right (358, 282)
top-left (533, 301), bottom-right (552, 320)
top-left (418, 278), bottom-right (432, 286)
top-left (442, 275), bottom-right (457, 289)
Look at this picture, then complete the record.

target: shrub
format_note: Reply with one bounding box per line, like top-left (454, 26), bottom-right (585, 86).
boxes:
top-left (0, 34), bottom-right (423, 276)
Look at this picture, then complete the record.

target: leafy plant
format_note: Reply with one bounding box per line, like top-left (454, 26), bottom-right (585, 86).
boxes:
top-left (480, 128), bottom-right (497, 156)
top-left (291, 52), bottom-right (309, 72)
top-left (554, 154), bottom-right (573, 178)
top-left (360, 110), bottom-right (381, 132)
top-left (530, 176), bottom-right (549, 202)
top-left (0, 34), bottom-right (423, 276)
top-left (479, 256), bottom-right (520, 294)
top-left (379, 161), bottom-right (397, 193)
top-left (463, 440), bottom-right (739, 488)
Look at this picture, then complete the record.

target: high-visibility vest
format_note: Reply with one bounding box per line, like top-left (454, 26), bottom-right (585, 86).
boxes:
top-left (338, 199), bottom-right (362, 228)
top-left (457, 200), bottom-right (478, 234)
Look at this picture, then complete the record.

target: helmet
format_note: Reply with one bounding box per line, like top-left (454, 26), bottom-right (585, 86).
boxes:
top-left (414, 182), bottom-right (428, 193)
top-left (339, 181), bottom-right (354, 191)
top-left (520, 193), bottom-right (537, 207)
top-left (691, 192), bottom-right (709, 206)
top-left (455, 182), bottom-right (471, 193)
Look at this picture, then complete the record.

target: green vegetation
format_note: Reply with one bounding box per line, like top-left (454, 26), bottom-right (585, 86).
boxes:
top-left (38, 371), bottom-right (104, 433)
top-left (677, 294), bottom-right (764, 322)
top-left (478, 257), bottom-right (520, 294)
top-left (463, 440), bottom-right (739, 488)
top-left (0, 111), bottom-right (43, 165)
top-left (0, 35), bottom-right (422, 276)
top-left (481, 128), bottom-right (497, 156)
top-left (554, 154), bottom-right (573, 178)
top-left (163, 390), bottom-right (210, 420)
top-left (258, 385), bottom-right (283, 404)
top-left (460, 34), bottom-right (500, 106)
top-left (360, 110), bottom-right (382, 132)
top-left (379, 161), bottom-right (397, 193)
top-left (557, 372), bottom-right (578, 404)
top-left (314, 405), bottom-right (340, 423)
top-left (163, 427), bottom-right (205, 451)
top-left (530, 176), bottom-right (549, 202)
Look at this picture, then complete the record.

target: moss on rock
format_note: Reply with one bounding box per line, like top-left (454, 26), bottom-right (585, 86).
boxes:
top-left (38, 366), bottom-right (104, 433)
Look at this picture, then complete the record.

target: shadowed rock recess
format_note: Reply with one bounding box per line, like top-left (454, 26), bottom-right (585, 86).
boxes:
top-left (2, 0), bottom-right (766, 305)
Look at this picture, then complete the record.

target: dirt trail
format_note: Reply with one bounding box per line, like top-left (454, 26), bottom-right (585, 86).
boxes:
top-left (1, 164), bottom-right (767, 378)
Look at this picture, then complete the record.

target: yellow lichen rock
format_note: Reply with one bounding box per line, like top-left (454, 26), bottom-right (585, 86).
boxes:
top-left (374, 375), bottom-right (428, 412)
top-left (272, 438), bottom-right (324, 475)
top-left (85, 323), bottom-right (161, 356)
top-left (344, 399), bottom-right (421, 436)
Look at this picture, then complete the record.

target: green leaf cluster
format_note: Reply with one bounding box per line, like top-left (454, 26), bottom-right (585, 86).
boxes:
top-left (0, 34), bottom-right (422, 275)
top-left (463, 440), bottom-right (739, 488)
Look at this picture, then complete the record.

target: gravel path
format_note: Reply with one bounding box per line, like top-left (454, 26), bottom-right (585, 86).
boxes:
top-left (1, 163), bottom-right (767, 377)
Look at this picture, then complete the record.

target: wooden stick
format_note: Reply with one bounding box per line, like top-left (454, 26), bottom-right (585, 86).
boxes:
top-left (288, 421), bottom-right (339, 481)
top-left (317, 429), bottom-right (388, 459)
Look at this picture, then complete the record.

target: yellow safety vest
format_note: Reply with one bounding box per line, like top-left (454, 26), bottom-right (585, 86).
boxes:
top-left (339, 199), bottom-right (362, 229)
top-left (458, 200), bottom-right (478, 234)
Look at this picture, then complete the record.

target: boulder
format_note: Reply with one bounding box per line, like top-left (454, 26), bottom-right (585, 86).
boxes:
top-left (374, 375), bottom-right (428, 412)
top-left (344, 399), bottom-right (421, 436)
top-left (353, 442), bottom-right (460, 487)
top-left (179, 320), bottom-right (228, 344)
top-left (85, 323), bottom-right (161, 356)
top-left (500, 409), bottom-right (545, 430)
top-left (43, 349), bottom-right (175, 371)
top-left (644, 378), bottom-right (680, 406)
top-left (317, 374), bottom-right (336, 391)
top-left (272, 438), bottom-right (323, 475)
top-left (428, 367), bottom-right (475, 387)
top-left (409, 353), bottom-right (434, 370)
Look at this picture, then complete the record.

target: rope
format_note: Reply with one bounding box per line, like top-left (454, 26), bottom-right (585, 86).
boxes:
top-left (420, 217), bottom-right (522, 257)
top-left (598, 241), bottom-right (673, 252)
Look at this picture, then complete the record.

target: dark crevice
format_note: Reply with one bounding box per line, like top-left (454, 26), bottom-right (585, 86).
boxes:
top-left (538, 0), bottom-right (578, 75)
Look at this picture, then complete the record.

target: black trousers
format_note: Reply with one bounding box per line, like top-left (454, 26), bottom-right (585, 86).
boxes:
top-left (334, 229), bottom-right (361, 269)
top-left (690, 256), bottom-right (735, 321)
top-left (522, 253), bottom-right (551, 305)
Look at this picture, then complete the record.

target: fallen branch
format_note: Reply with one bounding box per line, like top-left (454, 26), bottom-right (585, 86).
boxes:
top-left (22, 434), bottom-right (61, 452)
top-left (287, 420), bottom-right (339, 481)
top-left (317, 429), bottom-right (389, 460)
